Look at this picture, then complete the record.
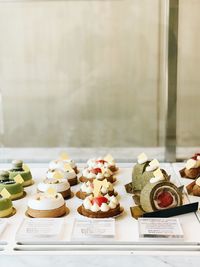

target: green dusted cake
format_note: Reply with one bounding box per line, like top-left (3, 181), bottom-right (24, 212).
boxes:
top-left (140, 180), bottom-right (183, 213)
top-left (0, 171), bottom-right (24, 200)
top-left (0, 196), bottom-right (13, 218)
top-left (132, 155), bottom-right (169, 191)
top-left (9, 160), bottom-right (33, 187)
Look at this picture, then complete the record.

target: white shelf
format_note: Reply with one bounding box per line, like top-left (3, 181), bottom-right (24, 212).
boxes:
top-left (0, 163), bottom-right (199, 255)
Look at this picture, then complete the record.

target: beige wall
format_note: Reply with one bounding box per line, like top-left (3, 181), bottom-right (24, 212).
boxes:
top-left (0, 0), bottom-right (198, 148)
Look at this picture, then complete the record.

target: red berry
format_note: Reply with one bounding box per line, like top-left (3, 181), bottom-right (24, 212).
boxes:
top-left (97, 160), bottom-right (107, 164)
top-left (192, 153), bottom-right (200, 160)
top-left (157, 191), bottom-right (173, 208)
top-left (91, 168), bottom-right (102, 175)
top-left (91, 196), bottom-right (108, 206)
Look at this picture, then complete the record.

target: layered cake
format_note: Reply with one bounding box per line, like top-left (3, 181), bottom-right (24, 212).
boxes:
top-left (87, 155), bottom-right (118, 173)
top-left (27, 192), bottom-right (67, 218)
top-left (80, 167), bottom-right (116, 183)
top-left (78, 194), bottom-right (122, 218)
top-left (76, 180), bottom-right (117, 200)
top-left (49, 158), bottom-right (79, 174)
top-left (9, 160), bottom-right (33, 187)
top-left (180, 154), bottom-right (200, 179)
top-left (0, 196), bottom-right (14, 218)
top-left (131, 154), bottom-right (169, 192)
top-left (140, 175), bottom-right (183, 213)
top-left (37, 178), bottom-right (72, 199)
top-left (0, 171), bottom-right (24, 200)
top-left (47, 165), bottom-right (78, 186)
top-left (186, 177), bottom-right (200, 196)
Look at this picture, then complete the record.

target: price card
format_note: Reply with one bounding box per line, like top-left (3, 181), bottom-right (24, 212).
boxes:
top-left (138, 218), bottom-right (184, 241)
top-left (71, 218), bottom-right (115, 241)
top-left (15, 218), bottom-right (65, 243)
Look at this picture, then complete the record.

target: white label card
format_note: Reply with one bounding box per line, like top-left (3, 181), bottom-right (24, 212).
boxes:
top-left (138, 218), bottom-right (184, 240)
top-left (16, 218), bottom-right (65, 242)
top-left (71, 219), bottom-right (115, 240)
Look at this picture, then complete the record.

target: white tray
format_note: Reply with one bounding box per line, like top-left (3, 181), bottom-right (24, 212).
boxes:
top-left (0, 163), bottom-right (200, 255)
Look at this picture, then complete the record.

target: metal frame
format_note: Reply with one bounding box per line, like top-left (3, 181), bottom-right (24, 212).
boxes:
top-left (165, 0), bottom-right (179, 162)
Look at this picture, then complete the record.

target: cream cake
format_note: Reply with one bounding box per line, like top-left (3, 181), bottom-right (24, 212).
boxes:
top-left (27, 192), bottom-right (67, 218)
top-left (37, 178), bottom-right (71, 199)
top-left (49, 159), bottom-right (79, 174)
top-left (47, 168), bottom-right (78, 186)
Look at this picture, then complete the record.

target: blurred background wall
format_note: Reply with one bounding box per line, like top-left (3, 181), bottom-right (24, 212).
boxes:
top-left (0, 0), bottom-right (199, 148)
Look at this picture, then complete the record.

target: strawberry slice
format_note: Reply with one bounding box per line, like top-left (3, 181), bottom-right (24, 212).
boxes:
top-left (97, 160), bottom-right (107, 164)
top-left (157, 191), bottom-right (173, 208)
top-left (91, 196), bottom-right (108, 206)
top-left (91, 168), bottom-right (102, 175)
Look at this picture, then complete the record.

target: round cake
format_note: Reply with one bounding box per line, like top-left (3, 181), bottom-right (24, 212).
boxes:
top-left (47, 168), bottom-right (78, 186)
top-left (27, 192), bottom-right (67, 218)
top-left (78, 194), bottom-right (122, 218)
top-left (80, 167), bottom-right (116, 183)
top-left (140, 180), bottom-right (183, 212)
top-left (0, 171), bottom-right (24, 200)
top-left (180, 154), bottom-right (200, 179)
top-left (49, 159), bottom-right (79, 174)
top-left (76, 180), bottom-right (116, 200)
top-left (0, 197), bottom-right (14, 218)
top-left (87, 157), bottom-right (118, 173)
top-left (9, 160), bottom-right (33, 187)
top-left (38, 178), bottom-right (71, 199)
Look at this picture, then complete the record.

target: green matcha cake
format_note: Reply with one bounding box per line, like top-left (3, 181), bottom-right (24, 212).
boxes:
top-left (0, 196), bottom-right (13, 218)
top-left (0, 170), bottom-right (24, 200)
top-left (140, 180), bottom-right (183, 213)
top-left (9, 160), bottom-right (33, 187)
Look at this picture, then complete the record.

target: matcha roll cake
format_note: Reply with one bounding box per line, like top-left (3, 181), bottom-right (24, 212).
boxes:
top-left (0, 171), bottom-right (24, 200)
top-left (0, 197), bottom-right (13, 218)
top-left (9, 160), bottom-right (33, 187)
top-left (132, 156), bottom-right (169, 191)
top-left (140, 180), bottom-right (182, 213)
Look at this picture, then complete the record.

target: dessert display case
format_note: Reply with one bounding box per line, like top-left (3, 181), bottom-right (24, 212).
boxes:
top-left (0, 0), bottom-right (200, 263)
top-left (0, 161), bottom-right (200, 255)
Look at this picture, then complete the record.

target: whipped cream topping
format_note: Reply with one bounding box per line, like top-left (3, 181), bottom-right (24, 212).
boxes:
top-left (146, 159), bottom-right (160, 172)
top-left (195, 177), bottom-right (200, 186)
top-left (83, 195), bottom-right (119, 212)
top-left (47, 168), bottom-right (76, 180)
top-left (137, 153), bottom-right (148, 164)
top-left (185, 158), bottom-right (200, 170)
top-left (82, 167), bottom-right (113, 180)
top-left (28, 193), bottom-right (65, 211)
top-left (38, 178), bottom-right (70, 193)
top-left (87, 157), bottom-right (115, 169)
top-left (49, 159), bottom-right (77, 171)
top-left (80, 181), bottom-right (113, 195)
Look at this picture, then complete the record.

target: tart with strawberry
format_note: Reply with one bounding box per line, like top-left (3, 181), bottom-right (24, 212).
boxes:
top-left (87, 157), bottom-right (118, 173)
top-left (78, 194), bottom-right (123, 218)
top-left (180, 153), bottom-right (200, 179)
top-left (79, 167), bottom-right (116, 183)
top-left (76, 180), bottom-right (117, 200)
